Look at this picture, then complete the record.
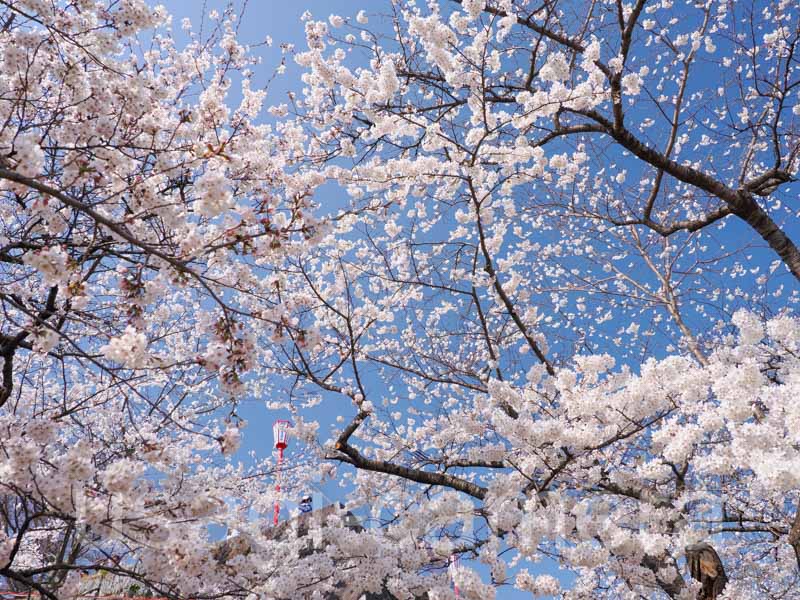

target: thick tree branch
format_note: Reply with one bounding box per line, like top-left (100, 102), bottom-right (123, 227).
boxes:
top-left (335, 441), bottom-right (488, 500)
top-left (566, 109), bottom-right (800, 280)
top-left (0, 286), bottom-right (58, 408)
top-left (333, 411), bottom-right (487, 500)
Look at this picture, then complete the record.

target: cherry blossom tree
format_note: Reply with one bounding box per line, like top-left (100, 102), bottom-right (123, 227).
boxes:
top-left (269, 0), bottom-right (800, 598)
top-left (0, 0), bottom-right (345, 598)
top-left (3, 0), bottom-right (800, 599)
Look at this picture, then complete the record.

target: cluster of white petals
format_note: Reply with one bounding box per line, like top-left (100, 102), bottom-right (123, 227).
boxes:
top-left (100, 326), bottom-right (150, 368)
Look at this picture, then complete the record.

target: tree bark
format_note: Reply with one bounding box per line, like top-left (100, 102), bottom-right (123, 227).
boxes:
top-left (571, 110), bottom-right (800, 282)
top-left (731, 191), bottom-right (800, 280)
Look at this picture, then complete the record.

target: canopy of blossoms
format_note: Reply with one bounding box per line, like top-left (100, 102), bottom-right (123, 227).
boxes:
top-left (1, 0), bottom-right (800, 599)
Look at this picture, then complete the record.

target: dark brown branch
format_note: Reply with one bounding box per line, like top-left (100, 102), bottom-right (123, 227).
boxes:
top-left (335, 441), bottom-right (488, 500)
top-left (0, 286), bottom-right (58, 408)
top-left (566, 109), bottom-right (800, 280)
top-left (333, 411), bottom-right (487, 499)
